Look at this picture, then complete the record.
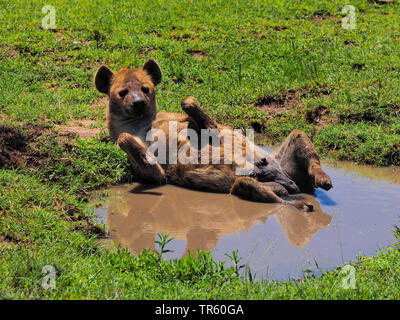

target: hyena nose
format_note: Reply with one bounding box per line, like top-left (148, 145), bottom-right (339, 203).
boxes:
top-left (131, 92), bottom-right (145, 104)
top-left (132, 99), bottom-right (146, 107)
top-left (129, 94), bottom-right (147, 115)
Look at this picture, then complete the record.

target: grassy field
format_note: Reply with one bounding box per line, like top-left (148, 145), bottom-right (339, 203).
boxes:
top-left (1, 0), bottom-right (400, 299)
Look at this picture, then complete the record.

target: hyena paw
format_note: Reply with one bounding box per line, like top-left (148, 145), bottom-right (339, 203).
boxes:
top-left (314, 171), bottom-right (333, 191)
top-left (117, 133), bottom-right (145, 160)
top-left (181, 96), bottom-right (200, 109)
top-left (118, 133), bottom-right (165, 184)
top-left (117, 133), bottom-right (158, 167)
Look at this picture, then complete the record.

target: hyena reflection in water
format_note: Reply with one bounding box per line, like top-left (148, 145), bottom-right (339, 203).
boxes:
top-left (104, 184), bottom-right (332, 255)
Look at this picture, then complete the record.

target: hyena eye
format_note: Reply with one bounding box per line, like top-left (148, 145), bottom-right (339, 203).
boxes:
top-left (119, 89), bottom-right (128, 98)
top-left (141, 86), bottom-right (149, 94)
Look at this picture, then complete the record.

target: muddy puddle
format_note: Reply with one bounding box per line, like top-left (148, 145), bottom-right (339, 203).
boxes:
top-left (92, 161), bottom-right (400, 280)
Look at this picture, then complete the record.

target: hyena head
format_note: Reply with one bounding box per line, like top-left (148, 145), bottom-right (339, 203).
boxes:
top-left (94, 59), bottom-right (162, 137)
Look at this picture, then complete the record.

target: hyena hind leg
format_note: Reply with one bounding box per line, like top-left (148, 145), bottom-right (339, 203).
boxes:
top-left (117, 132), bottom-right (165, 184)
top-left (275, 129), bottom-right (332, 193)
top-left (261, 181), bottom-right (289, 198)
top-left (166, 165), bottom-right (235, 193)
top-left (231, 177), bottom-right (314, 212)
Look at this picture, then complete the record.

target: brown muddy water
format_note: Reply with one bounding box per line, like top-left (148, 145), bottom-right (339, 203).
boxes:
top-left (92, 161), bottom-right (400, 280)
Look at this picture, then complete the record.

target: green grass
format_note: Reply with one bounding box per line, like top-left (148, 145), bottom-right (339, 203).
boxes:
top-left (1, 0), bottom-right (400, 165)
top-left (1, 0), bottom-right (400, 299)
top-left (1, 152), bottom-right (400, 299)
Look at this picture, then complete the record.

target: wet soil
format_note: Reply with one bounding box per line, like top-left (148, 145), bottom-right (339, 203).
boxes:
top-left (0, 122), bottom-right (103, 169)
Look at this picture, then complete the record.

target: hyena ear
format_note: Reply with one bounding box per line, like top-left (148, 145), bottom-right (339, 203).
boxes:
top-left (95, 65), bottom-right (113, 95)
top-left (143, 59), bottom-right (162, 86)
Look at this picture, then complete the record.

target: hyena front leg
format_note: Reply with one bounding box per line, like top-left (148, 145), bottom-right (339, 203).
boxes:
top-left (181, 96), bottom-right (218, 130)
top-left (231, 177), bottom-right (314, 212)
top-left (275, 129), bottom-right (332, 193)
top-left (117, 132), bottom-right (165, 184)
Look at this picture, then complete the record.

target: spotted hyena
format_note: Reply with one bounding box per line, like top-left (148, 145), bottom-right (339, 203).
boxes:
top-left (95, 59), bottom-right (332, 211)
